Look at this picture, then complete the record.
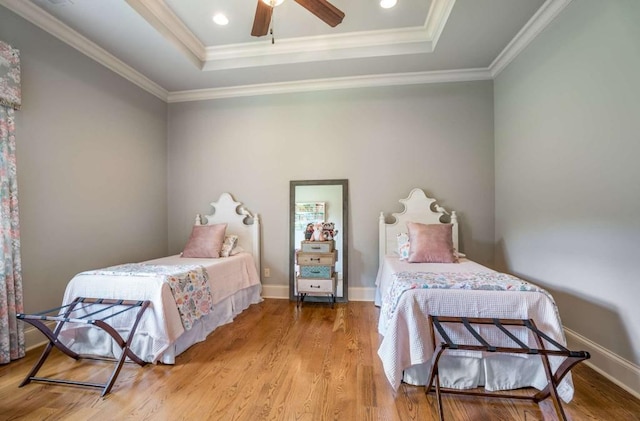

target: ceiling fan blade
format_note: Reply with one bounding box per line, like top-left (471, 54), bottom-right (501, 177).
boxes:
top-left (295, 0), bottom-right (345, 27)
top-left (251, 0), bottom-right (273, 37)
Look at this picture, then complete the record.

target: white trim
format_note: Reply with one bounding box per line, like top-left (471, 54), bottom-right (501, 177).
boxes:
top-left (124, 0), bottom-right (455, 73)
top-left (261, 284), bottom-right (290, 299)
top-left (0, 0), bottom-right (169, 101)
top-left (202, 26), bottom-right (433, 71)
top-left (564, 327), bottom-right (640, 400)
top-left (125, 0), bottom-right (205, 68)
top-left (0, 0), bottom-right (572, 103)
top-left (167, 68), bottom-right (492, 103)
top-left (200, 0), bottom-right (455, 71)
top-left (489, 0), bottom-right (574, 77)
top-left (424, 0), bottom-right (456, 49)
top-left (260, 284), bottom-right (376, 302)
top-left (23, 320), bottom-right (56, 352)
top-left (347, 287), bottom-right (376, 302)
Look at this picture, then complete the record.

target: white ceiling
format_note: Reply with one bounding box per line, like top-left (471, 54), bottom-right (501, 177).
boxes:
top-left (0, 0), bottom-right (573, 101)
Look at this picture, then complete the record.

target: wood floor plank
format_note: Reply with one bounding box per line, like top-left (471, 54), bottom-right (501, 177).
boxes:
top-left (1, 299), bottom-right (639, 421)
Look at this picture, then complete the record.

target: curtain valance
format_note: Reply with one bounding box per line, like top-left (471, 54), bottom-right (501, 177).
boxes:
top-left (0, 41), bottom-right (21, 111)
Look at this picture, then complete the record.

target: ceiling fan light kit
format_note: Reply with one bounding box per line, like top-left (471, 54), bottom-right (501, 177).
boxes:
top-left (380, 0), bottom-right (398, 9)
top-left (261, 0), bottom-right (285, 6)
top-left (212, 13), bottom-right (229, 26)
top-left (251, 0), bottom-right (345, 38)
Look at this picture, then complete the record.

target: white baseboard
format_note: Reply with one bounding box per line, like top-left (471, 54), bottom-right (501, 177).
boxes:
top-left (261, 284), bottom-right (290, 299)
top-left (261, 284), bottom-right (377, 302)
top-left (347, 287), bottom-right (376, 302)
top-left (564, 327), bottom-right (640, 399)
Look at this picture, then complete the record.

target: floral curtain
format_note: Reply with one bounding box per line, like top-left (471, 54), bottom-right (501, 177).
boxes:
top-left (0, 39), bottom-right (24, 363)
top-left (0, 101), bottom-right (24, 364)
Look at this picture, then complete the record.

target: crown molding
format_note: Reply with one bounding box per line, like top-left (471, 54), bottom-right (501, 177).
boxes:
top-left (133, 0), bottom-right (455, 72)
top-left (202, 26), bottom-right (433, 71)
top-left (125, 0), bottom-right (205, 68)
top-left (425, 0), bottom-right (456, 49)
top-left (167, 68), bottom-right (492, 103)
top-left (0, 0), bottom-right (168, 101)
top-left (489, 0), bottom-right (574, 77)
top-left (1, 0), bottom-right (573, 103)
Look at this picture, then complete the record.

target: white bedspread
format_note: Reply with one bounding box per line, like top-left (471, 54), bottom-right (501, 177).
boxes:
top-left (376, 255), bottom-right (574, 402)
top-left (59, 252), bottom-right (260, 363)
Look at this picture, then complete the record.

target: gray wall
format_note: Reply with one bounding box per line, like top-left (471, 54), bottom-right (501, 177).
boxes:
top-left (494, 0), bottom-right (640, 364)
top-left (0, 8), bottom-right (168, 313)
top-left (167, 82), bottom-right (495, 293)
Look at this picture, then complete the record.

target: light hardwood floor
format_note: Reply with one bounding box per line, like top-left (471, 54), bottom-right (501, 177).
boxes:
top-left (1, 299), bottom-right (639, 420)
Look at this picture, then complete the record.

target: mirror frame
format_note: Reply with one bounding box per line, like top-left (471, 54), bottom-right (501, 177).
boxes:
top-left (289, 179), bottom-right (349, 303)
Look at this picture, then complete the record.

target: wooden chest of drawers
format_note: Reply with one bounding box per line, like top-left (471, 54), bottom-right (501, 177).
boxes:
top-left (296, 250), bottom-right (337, 266)
top-left (296, 276), bottom-right (336, 294)
top-left (296, 241), bottom-right (337, 307)
top-left (300, 240), bottom-right (334, 253)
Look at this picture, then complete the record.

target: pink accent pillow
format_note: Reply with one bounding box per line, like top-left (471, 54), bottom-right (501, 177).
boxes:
top-left (182, 223), bottom-right (227, 258)
top-left (407, 222), bottom-right (456, 263)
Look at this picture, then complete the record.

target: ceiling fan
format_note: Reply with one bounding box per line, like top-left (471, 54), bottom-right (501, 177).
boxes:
top-left (251, 0), bottom-right (345, 38)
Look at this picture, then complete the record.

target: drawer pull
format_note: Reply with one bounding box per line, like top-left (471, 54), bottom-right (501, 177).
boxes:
top-left (311, 258), bottom-right (320, 262)
top-left (311, 285), bottom-right (321, 288)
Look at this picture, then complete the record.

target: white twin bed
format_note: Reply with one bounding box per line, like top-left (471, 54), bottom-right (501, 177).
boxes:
top-left (59, 193), bottom-right (262, 364)
top-left (375, 188), bottom-right (574, 402)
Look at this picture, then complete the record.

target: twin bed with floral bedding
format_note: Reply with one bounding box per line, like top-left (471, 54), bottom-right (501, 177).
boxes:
top-left (59, 193), bottom-right (262, 364)
top-left (375, 189), bottom-right (575, 402)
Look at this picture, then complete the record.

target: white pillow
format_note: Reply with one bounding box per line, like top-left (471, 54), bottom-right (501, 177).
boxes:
top-left (397, 233), bottom-right (410, 260)
top-left (220, 234), bottom-right (238, 258)
top-left (230, 245), bottom-right (244, 256)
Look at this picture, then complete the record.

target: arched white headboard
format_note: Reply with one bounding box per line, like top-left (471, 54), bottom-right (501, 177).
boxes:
top-left (195, 193), bottom-right (261, 277)
top-left (379, 188), bottom-right (458, 263)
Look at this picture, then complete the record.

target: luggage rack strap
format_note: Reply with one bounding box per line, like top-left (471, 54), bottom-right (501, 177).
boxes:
top-left (16, 296), bottom-right (151, 397)
top-left (425, 315), bottom-right (590, 421)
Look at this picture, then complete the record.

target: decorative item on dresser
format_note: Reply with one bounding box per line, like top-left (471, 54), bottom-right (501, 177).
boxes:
top-left (295, 240), bottom-right (337, 307)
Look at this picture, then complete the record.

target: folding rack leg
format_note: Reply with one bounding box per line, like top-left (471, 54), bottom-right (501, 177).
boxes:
top-left (92, 300), bottom-right (150, 396)
top-left (425, 315), bottom-right (447, 421)
top-left (423, 316), bottom-right (590, 421)
top-left (18, 298), bottom-right (150, 396)
top-left (529, 319), bottom-right (568, 421)
top-left (427, 346), bottom-right (446, 421)
top-left (19, 297), bottom-right (84, 388)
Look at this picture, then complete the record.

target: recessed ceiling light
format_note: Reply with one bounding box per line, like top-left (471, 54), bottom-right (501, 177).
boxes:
top-left (212, 13), bottom-right (229, 26)
top-left (380, 0), bottom-right (397, 9)
top-left (261, 0), bottom-right (285, 6)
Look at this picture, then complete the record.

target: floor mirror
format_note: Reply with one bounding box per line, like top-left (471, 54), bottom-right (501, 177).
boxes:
top-left (289, 179), bottom-right (348, 303)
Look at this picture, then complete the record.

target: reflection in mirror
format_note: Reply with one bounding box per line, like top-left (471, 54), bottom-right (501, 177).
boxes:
top-left (289, 180), bottom-right (348, 303)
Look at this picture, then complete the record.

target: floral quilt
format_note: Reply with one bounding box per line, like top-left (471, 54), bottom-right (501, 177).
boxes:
top-left (381, 271), bottom-right (553, 331)
top-left (80, 263), bottom-right (213, 330)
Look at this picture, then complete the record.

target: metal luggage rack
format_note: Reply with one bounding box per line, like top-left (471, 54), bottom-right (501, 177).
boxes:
top-left (17, 297), bottom-right (150, 396)
top-left (426, 315), bottom-right (590, 421)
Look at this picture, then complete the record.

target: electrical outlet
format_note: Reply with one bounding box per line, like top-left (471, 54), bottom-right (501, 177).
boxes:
top-left (264, 268), bottom-right (271, 278)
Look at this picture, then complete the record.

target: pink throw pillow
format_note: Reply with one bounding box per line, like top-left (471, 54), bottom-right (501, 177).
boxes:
top-left (182, 224), bottom-right (227, 258)
top-left (407, 222), bottom-right (456, 263)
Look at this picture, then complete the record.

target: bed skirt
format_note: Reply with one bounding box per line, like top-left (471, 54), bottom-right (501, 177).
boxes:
top-left (168, 284), bottom-right (262, 363)
top-left (59, 284), bottom-right (262, 364)
top-left (399, 354), bottom-right (574, 402)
